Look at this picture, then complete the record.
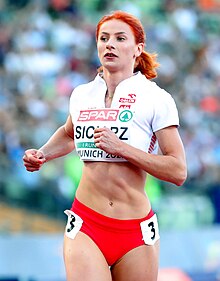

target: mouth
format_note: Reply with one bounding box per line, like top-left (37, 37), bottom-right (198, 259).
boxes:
top-left (104, 52), bottom-right (118, 58)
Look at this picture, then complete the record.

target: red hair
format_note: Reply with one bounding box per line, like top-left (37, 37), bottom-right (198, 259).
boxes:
top-left (96, 10), bottom-right (159, 79)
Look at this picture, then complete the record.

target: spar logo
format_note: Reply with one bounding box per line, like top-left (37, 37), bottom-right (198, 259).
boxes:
top-left (78, 109), bottom-right (119, 121)
top-left (78, 109), bottom-right (133, 122)
top-left (119, 110), bottom-right (133, 122)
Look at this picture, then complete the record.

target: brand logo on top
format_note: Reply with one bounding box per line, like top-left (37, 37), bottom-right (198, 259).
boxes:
top-left (78, 109), bottom-right (133, 122)
top-left (78, 109), bottom-right (120, 121)
top-left (119, 110), bottom-right (133, 122)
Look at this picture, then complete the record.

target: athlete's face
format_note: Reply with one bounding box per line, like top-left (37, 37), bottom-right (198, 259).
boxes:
top-left (97, 19), bottom-right (143, 73)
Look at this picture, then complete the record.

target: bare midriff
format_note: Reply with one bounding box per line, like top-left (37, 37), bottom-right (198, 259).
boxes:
top-left (75, 161), bottom-right (151, 219)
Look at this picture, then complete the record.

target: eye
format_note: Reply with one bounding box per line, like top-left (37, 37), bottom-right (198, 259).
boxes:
top-left (100, 36), bottom-right (108, 42)
top-left (117, 36), bottom-right (126, 41)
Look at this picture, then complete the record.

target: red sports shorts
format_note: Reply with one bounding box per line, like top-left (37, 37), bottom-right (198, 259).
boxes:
top-left (64, 198), bottom-right (160, 266)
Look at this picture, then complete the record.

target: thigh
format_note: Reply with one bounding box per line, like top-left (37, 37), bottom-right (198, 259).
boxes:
top-left (111, 241), bottom-right (160, 281)
top-left (63, 231), bottom-right (112, 281)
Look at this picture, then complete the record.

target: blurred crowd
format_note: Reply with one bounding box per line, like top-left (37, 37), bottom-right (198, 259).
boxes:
top-left (0, 0), bottom-right (220, 226)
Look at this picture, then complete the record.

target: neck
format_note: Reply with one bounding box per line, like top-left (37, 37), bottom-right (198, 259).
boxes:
top-left (102, 69), bottom-right (134, 98)
top-left (106, 90), bottom-right (114, 98)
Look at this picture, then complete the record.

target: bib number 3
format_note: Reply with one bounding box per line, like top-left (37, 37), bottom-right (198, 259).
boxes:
top-left (64, 210), bottom-right (83, 239)
top-left (140, 214), bottom-right (160, 245)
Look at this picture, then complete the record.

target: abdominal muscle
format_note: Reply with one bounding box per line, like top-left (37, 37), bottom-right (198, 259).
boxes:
top-left (75, 161), bottom-right (152, 219)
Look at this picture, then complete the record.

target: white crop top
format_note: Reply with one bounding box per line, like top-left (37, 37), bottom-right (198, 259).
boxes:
top-left (69, 72), bottom-right (179, 162)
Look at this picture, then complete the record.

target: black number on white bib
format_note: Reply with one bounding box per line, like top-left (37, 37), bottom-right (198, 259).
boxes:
top-left (67, 214), bottom-right (76, 232)
top-left (64, 210), bottom-right (83, 240)
top-left (148, 221), bottom-right (156, 240)
top-left (140, 214), bottom-right (160, 245)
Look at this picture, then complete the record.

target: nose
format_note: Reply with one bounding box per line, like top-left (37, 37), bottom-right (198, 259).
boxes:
top-left (106, 45), bottom-right (114, 51)
top-left (106, 38), bottom-right (115, 50)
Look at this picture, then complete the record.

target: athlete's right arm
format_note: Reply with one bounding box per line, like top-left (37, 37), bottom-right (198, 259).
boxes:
top-left (23, 115), bottom-right (75, 172)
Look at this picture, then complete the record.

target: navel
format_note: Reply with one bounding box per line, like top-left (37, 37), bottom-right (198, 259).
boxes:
top-left (109, 201), bottom-right (114, 207)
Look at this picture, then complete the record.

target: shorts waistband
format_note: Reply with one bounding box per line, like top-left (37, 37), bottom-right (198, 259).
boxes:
top-left (71, 197), bottom-right (154, 231)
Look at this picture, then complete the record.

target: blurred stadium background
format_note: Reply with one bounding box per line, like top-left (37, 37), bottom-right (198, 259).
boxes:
top-left (0, 0), bottom-right (220, 280)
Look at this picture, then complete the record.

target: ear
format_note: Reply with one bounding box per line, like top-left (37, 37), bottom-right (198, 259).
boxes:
top-left (134, 43), bottom-right (144, 58)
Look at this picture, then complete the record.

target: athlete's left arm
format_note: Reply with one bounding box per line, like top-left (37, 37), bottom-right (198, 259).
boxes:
top-left (122, 125), bottom-right (187, 186)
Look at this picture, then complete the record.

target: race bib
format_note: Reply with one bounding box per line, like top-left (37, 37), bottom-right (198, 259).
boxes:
top-left (74, 108), bottom-right (134, 161)
top-left (64, 210), bottom-right (83, 239)
top-left (140, 214), bottom-right (160, 245)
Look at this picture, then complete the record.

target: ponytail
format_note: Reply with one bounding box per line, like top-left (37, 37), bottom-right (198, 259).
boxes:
top-left (134, 50), bottom-right (159, 80)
